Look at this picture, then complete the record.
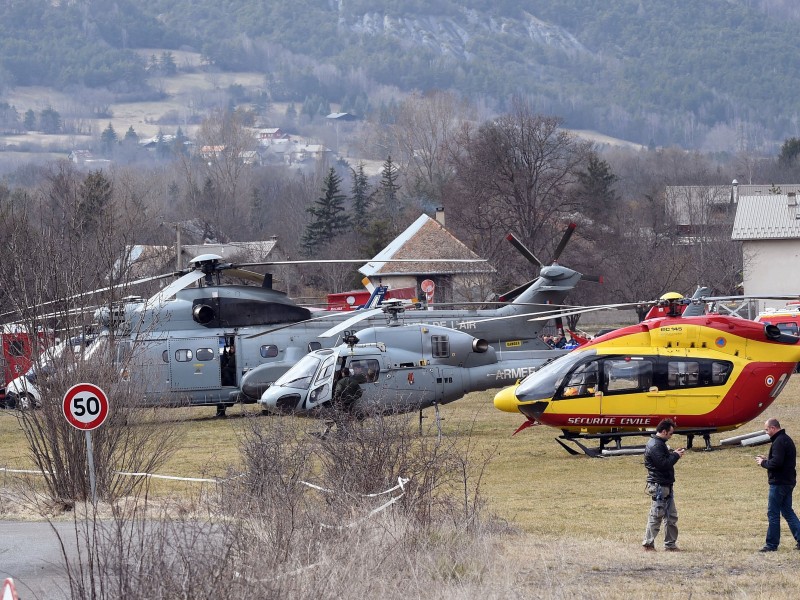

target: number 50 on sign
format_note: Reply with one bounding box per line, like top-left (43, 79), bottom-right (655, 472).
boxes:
top-left (63, 383), bottom-right (109, 431)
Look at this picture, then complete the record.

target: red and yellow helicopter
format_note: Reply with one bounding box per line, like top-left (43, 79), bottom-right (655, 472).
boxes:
top-left (493, 293), bottom-right (800, 456)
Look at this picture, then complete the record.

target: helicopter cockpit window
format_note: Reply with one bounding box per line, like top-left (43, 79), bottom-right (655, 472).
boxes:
top-left (273, 354), bottom-right (322, 390)
top-left (667, 361), bottom-right (699, 387)
top-left (175, 349), bottom-right (193, 362)
top-left (260, 345), bottom-right (279, 358)
top-left (315, 356), bottom-right (336, 384)
top-left (196, 348), bottom-right (214, 361)
top-left (559, 361), bottom-right (599, 398)
top-left (350, 359), bottom-right (380, 383)
top-left (431, 335), bottom-right (450, 358)
top-left (604, 358), bottom-right (652, 394)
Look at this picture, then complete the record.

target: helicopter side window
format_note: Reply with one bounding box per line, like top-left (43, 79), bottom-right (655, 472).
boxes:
top-left (711, 361), bottom-right (732, 385)
top-left (776, 322), bottom-right (799, 335)
top-left (604, 358), bottom-right (652, 394)
top-left (196, 348), bottom-right (214, 361)
top-left (667, 361), bottom-right (699, 387)
top-left (431, 335), bottom-right (450, 358)
top-left (308, 341), bottom-right (322, 352)
top-left (308, 383), bottom-right (330, 405)
top-left (162, 350), bottom-right (169, 363)
top-left (349, 359), bottom-right (380, 383)
top-left (175, 349), bottom-right (193, 362)
top-left (9, 340), bottom-right (25, 357)
top-left (260, 345), bottom-right (279, 358)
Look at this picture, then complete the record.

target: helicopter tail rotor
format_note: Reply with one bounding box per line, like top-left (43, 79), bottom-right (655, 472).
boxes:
top-left (499, 223), bottom-right (593, 303)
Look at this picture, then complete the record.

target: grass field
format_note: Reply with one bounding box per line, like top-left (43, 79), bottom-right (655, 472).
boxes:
top-left (2, 380), bottom-right (800, 598)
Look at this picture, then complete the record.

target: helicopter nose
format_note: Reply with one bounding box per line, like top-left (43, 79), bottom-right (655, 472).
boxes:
top-left (494, 384), bottom-right (521, 413)
top-left (260, 389), bottom-right (302, 414)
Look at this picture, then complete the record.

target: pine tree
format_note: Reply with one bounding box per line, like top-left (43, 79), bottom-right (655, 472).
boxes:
top-left (78, 170), bottom-right (112, 234)
top-left (100, 123), bottom-right (118, 155)
top-left (123, 126), bottom-right (139, 144)
top-left (350, 162), bottom-right (371, 231)
top-left (576, 155), bottom-right (619, 219)
top-left (302, 167), bottom-right (350, 255)
top-left (376, 155), bottom-right (402, 230)
top-left (23, 109), bottom-right (36, 130)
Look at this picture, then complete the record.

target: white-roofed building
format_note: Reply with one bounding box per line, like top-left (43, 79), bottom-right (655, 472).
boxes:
top-left (732, 190), bottom-right (800, 311)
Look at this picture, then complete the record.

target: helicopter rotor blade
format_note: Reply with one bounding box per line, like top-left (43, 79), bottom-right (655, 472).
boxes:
top-left (0, 271), bottom-right (180, 322)
top-left (244, 311), bottom-right (352, 339)
top-left (225, 268), bottom-right (266, 285)
top-left (505, 234), bottom-right (543, 268)
top-left (231, 258), bottom-right (486, 269)
top-left (551, 223), bottom-right (577, 263)
top-left (319, 308), bottom-right (385, 338)
top-left (146, 270), bottom-right (205, 305)
top-left (498, 278), bottom-right (538, 303)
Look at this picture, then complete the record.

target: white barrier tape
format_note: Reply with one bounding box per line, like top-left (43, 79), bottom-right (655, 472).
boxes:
top-left (301, 476), bottom-right (409, 498)
top-left (115, 472), bottom-right (218, 483)
top-left (0, 468), bottom-right (48, 475)
top-left (319, 491), bottom-right (405, 530)
top-left (1, 467), bottom-right (219, 483)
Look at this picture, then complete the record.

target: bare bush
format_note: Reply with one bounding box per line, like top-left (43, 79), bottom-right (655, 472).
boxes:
top-left (55, 412), bottom-right (507, 599)
top-left (16, 356), bottom-right (182, 505)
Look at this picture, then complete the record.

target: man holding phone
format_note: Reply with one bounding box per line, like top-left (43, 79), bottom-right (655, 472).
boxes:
top-left (755, 417), bottom-right (800, 552)
top-left (642, 418), bottom-right (686, 552)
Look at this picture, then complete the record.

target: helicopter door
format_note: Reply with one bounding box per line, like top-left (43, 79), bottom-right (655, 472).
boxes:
top-left (599, 357), bottom-right (656, 417)
top-left (168, 337), bottom-right (221, 391)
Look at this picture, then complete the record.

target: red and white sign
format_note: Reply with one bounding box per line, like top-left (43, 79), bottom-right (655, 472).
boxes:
top-left (420, 279), bottom-right (436, 305)
top-left (62, 383), bottom-right (109, 431)
top-left (2, 578), bottom-right (19, 600)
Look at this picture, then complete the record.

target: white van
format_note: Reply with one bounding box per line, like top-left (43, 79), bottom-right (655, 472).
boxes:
top-left (4, 333), bottom-right (101, 409)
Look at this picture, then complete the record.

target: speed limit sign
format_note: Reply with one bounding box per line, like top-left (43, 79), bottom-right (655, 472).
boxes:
top-left (63, 383), bottom-right (109, 431)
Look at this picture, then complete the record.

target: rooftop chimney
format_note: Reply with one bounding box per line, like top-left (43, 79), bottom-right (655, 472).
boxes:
top-left (435, 207), bottom-right (445, 227)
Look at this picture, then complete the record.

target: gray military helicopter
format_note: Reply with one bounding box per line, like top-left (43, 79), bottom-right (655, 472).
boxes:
top-left (257, 314), bottom-right (560, 427)
top-left (5, 224), bottom-right (593, 416)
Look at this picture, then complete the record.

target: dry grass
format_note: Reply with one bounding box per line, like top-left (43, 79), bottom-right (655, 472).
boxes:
top-left (3, 380), bottom-right (800, 598)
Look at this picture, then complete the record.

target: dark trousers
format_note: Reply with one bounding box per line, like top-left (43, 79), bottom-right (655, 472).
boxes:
top-left (765, 484), bottom-right (800, 549)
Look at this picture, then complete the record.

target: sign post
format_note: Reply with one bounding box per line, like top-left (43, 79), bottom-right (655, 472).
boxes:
top-left (62, 383), bottom-right (109, 505)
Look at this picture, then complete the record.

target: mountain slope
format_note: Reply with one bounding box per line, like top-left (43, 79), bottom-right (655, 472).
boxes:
top-left (2, 0), bottom-right (799, 149)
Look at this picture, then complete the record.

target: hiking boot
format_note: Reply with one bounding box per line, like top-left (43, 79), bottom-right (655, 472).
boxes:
top-left (642, 544), bottom-right (656, 552)
top-left (664, 546), bottom-right (681, 552)
top-left (759, 546), bottom-right (777, 552)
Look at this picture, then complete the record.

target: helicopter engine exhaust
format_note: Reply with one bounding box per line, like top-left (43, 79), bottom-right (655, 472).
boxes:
top-left (472, 338), bottom-right (489, 353)
top-left (764, 323), bottom-right (800, 344)
top-left (193, 304), bottom-right (215, 324)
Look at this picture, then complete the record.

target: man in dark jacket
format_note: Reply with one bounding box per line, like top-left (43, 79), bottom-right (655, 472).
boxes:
top-left (755, 418), bottom-right (800, 552)
top-left (642, 418), bottom-right (686, 551)
top-left (333, 368), bottom-right (362, 410)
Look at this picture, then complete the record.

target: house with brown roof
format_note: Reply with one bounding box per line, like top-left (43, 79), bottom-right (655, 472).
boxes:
top-left (359, 211), bottom-right (495, 304)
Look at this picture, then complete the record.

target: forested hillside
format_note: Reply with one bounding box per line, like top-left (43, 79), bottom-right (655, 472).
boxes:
top-left (2, 0), bottom-right (800, 148)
